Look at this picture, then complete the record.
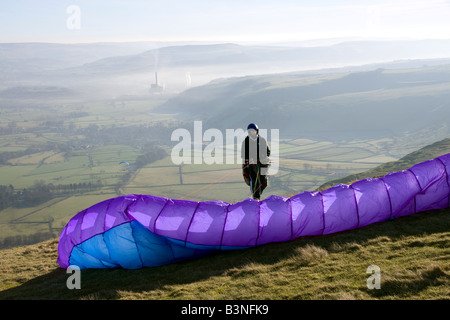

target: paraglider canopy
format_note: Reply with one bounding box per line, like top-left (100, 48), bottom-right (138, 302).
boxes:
top-left (119, 161), bottom-right (130, 171)
top-left (58, 153), bottom-right (450, 270)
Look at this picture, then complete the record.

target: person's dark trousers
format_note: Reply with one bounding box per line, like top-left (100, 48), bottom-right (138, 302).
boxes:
top-left (247, 164), bottom-right (267, 200)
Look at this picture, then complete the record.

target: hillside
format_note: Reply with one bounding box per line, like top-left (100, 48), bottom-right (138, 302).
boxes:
top-left (318, 137), bottom-right (450, 190)
top-left (156, 64), bottom-right (450, 143)
top-left (0, 206), bottom-right (448, 301)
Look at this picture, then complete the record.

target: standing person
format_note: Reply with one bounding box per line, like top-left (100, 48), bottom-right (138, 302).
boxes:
top-left (241, 123), bottom-right (270, 200)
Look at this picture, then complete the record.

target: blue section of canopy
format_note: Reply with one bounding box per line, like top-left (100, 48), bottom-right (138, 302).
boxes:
top-left (69, 221), bottom-right (223, 269)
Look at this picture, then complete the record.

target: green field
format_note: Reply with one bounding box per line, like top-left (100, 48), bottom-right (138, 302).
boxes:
top-left (122, 139), bottom-right (395, 204)
top-left (0, 96), bottom-right (172, 245)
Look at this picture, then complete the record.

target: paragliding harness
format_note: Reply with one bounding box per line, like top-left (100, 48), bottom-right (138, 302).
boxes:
top-left (242, 136), bottom-right (270, 200)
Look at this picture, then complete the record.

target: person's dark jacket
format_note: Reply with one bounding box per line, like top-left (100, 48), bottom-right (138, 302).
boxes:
top-left (241, 135), bottom-right (270, 167)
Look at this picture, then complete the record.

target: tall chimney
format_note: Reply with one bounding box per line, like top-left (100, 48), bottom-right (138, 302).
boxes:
top-left (155, 72), bottom-right (158, 85)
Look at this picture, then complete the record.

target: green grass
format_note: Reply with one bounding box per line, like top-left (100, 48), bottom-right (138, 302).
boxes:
top-left (0, 206), bottom-right (448, 300)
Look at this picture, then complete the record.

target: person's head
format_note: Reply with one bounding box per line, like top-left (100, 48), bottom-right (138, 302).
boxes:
top-left (247, 123), bottom-right (258, 137)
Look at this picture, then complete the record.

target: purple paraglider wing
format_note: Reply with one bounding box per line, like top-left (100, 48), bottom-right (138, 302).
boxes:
top-left (57, 153), bottom-right (450, 269)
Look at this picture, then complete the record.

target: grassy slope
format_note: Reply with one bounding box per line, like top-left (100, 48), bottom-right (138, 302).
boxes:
top-left (0, 207), bottom-right (448, 300)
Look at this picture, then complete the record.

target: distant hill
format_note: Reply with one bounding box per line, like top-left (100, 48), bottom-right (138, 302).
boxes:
top-left (0, 86), bottom-right (73, 99)
top-left (318, 138), bottom-right (450, 190)
top-left (68, 39), bottom-right (450, 75)
top-left (0, 42), bottom-right (163, 76)
top-left (3, 39), bottom-right (450, 96)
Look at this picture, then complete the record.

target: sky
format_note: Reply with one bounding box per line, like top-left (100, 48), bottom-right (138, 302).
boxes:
top-left (1, 0), bottom-right (450, 44)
